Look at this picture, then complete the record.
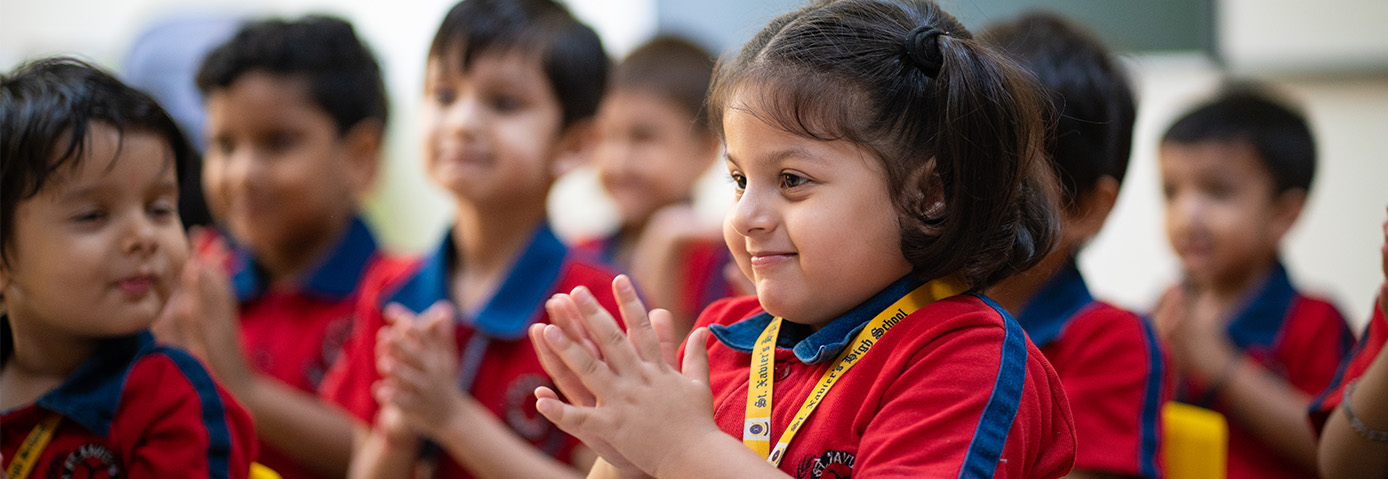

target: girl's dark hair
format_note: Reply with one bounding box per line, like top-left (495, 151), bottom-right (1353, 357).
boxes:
top-left (982, 12), bottom-right (1136, 211)
top-left (709, 0), bottom-right (1059, 290)
top-left (1, 57), bottom-right (192, 265)
top-left (612, 36), bottom-right (717, 133)
top-left (197, 14), bottom-right (390, 135)
top-left (429, 0), bottom-right (608, 129)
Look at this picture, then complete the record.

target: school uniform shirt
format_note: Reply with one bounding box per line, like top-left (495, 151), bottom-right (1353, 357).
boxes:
top-left (1310, 305), bottom-right (1387, 433)
top-left (321, 223), bottom-right (622, 478)
top-left (1015, 263), bottom-right (1167, 478)
top-left (690, 275), bottom-right (1076, 479)
top-left (1, 331), bottom-right (256, 479)
top-left (1174, 262), bottom-right (1353, 479)
top-left (224, 216), bottom-right (411, 479)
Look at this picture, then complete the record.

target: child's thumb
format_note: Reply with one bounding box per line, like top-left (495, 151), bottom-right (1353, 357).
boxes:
top-left (681, 327), bottom-right (712, 385)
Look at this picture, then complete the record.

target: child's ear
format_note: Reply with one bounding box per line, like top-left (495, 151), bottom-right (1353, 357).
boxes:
top-left (342, 119), bottom-right (385, 198)
top-left (1271, 187), bottom-right (1307, 239)
top-left (550, 119), bottom-right (598, 178)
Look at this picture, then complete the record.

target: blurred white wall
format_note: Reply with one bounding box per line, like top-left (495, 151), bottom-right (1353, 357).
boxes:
top-left (4, 0), bottom-right (1385, 327)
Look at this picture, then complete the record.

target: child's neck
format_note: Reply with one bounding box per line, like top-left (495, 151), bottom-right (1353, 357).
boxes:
top-left (1190, 257), bottom-right (1280, 320)
top-left (256, 214), bottom-right (355, 288)
top-left (988, 248), bottom-right (1072, 315)
top-left (448, 198), bottom-right (549, 313)
top-left (1, 322), bottom-right (97, 409)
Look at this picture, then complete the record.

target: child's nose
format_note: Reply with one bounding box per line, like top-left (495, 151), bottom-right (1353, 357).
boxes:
top-left (729, 185), bottom-right (775, 237)
top-left (123, 212), bottom-right (160, 256)
top-left (442, 95), bottom-right (484, 137)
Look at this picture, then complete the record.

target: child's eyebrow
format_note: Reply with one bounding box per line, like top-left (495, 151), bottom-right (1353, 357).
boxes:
top-left (731, 147), bottom-right (827, 169)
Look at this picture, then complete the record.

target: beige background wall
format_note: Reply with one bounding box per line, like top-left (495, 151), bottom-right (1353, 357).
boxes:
top-left (4, 0), bottom-right (1385, 327)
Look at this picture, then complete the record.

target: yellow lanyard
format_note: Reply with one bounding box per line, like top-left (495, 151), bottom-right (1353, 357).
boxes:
top-left (743, 276), bottom-right (967, 466)
top-left (6, 413), bottom-right (62, 479)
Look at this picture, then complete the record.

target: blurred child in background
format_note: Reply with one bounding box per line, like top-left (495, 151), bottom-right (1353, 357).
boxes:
top-left (156, 15), bottom-right (402, 479)
top-left (1154, 84), bottom-right (1354, 479)
top-left (1, 57), bottom-right (255, 479)
top-left (583, 36), bottom-right (737, 335)
top-left (317, 0), bottom-right (622, 477)
top-left (983, 12), bottom-right (1169, 479)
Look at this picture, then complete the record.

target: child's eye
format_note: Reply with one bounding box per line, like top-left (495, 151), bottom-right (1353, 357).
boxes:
top-left (73, 209), bottom-right (107, 223)
top-left (780, 173), bottom-right (808, 189)
top-left (729, 172), bottom-right (747, 191)
top-left (432, 88), bottom-right (457, 105)
top-left (490, 94), bottom-right (522, 112)
top-left (265, 131), bottom-right (298, 153)
top-left (148, 199), bottom-right (177, 220)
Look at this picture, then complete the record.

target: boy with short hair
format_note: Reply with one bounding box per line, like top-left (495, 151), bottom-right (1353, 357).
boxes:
top-left (162, 15), bottom-right (403, 479)
top-left (1154, 84), bottom-right (1354, 479)
top-left (0, 57), bottom-right (256, 479)
top-left (982, 12), bottom-right (1168, 479)
top-left (584, 36), bottom-right (733, 334)
top-left (319, 0), bottom-right (622, 477)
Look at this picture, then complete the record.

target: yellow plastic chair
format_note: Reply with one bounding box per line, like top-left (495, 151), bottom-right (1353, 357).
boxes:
top-left (1162, 402), bottom-right (1228, 479)
top-left (250, 462), bottom-right (282, 479)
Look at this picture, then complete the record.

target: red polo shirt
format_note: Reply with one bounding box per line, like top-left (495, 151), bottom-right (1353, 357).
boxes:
top-left (1, 332), bottom-right (256, 479)
top-left (322, 223), bottom-right (622, 479)
top-left (1014, 263), bottom-right (1168, 478)
top-left (690, 275), bottom-right (1076, 479)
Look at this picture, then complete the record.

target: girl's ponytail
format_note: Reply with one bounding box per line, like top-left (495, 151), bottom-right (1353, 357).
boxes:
top-left (899, 14), bottom-right (1059, 289)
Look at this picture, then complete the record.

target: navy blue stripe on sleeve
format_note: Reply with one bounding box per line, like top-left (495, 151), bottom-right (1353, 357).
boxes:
top-left (961, 294), bottom-right (1029, 479)
top-left (1138, 320), bottom-right (1165, 479)
top-left (159, 348), bottom-right (234, 479)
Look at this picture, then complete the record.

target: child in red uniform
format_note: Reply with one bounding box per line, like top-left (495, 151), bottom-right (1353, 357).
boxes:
top-left (1153, 85), bottom-right (1354, 479)
top-left (1311, 205), bottom-right (1388, 479)
top-left (580, 36), bottom-right (732, 333)
top-left (529, 0), bottom-right (1076, 477)
top-left (317, 0), bottom-right (620, 477)
top-left (157, 16), bottom-right (402, 479)
top-left (0, 58), bottom-right (255, 479)
top-left (982, 13), bottom-right (1169, 479)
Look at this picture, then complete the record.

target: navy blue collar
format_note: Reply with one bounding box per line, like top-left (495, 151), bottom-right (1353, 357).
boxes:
top-left (709, 274), bottom-right (925, 364)
top-left (231, 216), bottom-right (379, 302)
top-left (1014, 261), bottom-right (1095, 347)
top-left (1225, 261), bottom-right (1297, 349)
top-left (385, 223), bottom-right (568, 340)
top-left (28, 332), bottom-right (156, 437)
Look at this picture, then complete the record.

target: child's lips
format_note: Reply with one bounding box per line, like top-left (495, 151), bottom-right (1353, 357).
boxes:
top-left (749, 252), bottom-right (797, 268)
top-left (116, 275), bottom-right (156, 296)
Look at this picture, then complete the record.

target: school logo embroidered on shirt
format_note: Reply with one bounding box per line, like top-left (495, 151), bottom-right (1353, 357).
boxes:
top-left (49, 443), bottom-right (121, 478)
top-left (307, 315), bottom-right (353, 388)
top-left (505, 373), bottom-right (554, 440)
top-left (795, 449), bottom-right (854, 479)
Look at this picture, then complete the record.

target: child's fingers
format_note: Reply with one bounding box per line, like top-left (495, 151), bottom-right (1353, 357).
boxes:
top-left (534, 385), bottom-right (560, 402)
top-left (680, 327), bottom-right (712, 386)
top-left (611, 275), bottom-right (664, 364)
top-left (530, 323), bottom-right (596, 406)
top-left (383, 303), bottom-right (416, 327)
top-left (570, 286), bottom-right (641, 371)
top-left (648, 308), bottom-right (679, 369)
top-left (419, 301), bottom-right (458, 356)
top-left (540, 323), bottom-right (616, 393)
top-left (534, 395), bottom-right (601, 442)
top-left (547, 296), bottom-right (604, 360)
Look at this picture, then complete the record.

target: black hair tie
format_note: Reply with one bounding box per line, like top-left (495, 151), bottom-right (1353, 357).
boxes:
top-left (904, 25), bottom-right (946, 78)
